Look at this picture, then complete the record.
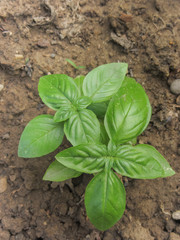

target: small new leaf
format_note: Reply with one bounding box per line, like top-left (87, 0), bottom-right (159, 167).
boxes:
top-left (54, 106), bottom-right (76, 122)
top-left (18, 115), bottom-right (64, 158)
top-left (85, 170), bottom-right (126, 231)
top-left (74, 96), bottom-right (92, 110)
top-left (56, 144), bottom-right (107, 173)
top-left (43, 161), bottom-right (81, 182)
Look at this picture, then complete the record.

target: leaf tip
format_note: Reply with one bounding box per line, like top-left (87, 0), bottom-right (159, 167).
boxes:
top-left (164, 167), bottom-right (175, 177)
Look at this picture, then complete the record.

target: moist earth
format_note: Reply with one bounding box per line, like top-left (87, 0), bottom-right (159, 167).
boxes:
top-left (0, 0), bottom-right (180, 239)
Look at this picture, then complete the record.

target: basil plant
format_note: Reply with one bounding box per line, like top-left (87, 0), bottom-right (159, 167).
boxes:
top-left (18, 63), bottom-right (175, 231)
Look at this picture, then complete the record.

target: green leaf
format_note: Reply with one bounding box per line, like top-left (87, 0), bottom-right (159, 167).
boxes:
top-left (85, 170), bottom-right (126, 231)
top-left (105, 77), bottom-right (152, 144)
top-left (38, 74), bottom-right (80, 110)
top-left (18, 115), bottom-right (64, 158)
top-left (99, 120), bottom-right (109, 145)
top-left (64, 109), bottom-right (100, 146)
top-left (74, 75), bottom-right (85, 95)
top-left (66, 59), bottom-right (85, 70)
top-left (113, 144), bottom-right (175, 179)
top-left (74, 96), bottom-right (92, 110)
top-left (56, 144), bottom-right (107, 173)
top-left (43, 161), bottom-right (81, 181)
top-left (54, 106), bottom-right (76, 122)
top-left (87, 101), bottom-right (109, 118)
top-left (83, 62), bottom-right (128, 103)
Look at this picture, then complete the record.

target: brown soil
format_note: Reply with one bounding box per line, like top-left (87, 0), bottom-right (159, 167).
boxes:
top-left (0, 0), bottom-right (180, 239)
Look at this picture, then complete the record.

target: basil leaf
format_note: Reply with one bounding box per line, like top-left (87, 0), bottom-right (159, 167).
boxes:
top-left (105, 77), bottom-right (152, 144)
top-left (18, 115), bottom-right (64, 158)
top-left (83, 63), bottom-right (128, 103)
top-left (38, 74), bottom-right (80, 110)
top-left (87, 101), bottom-right (109, 118)
top-left (64, 109), bottom-right (100, 146)
top-left (113, 144), bottom-right (175, 179)
top-left (43, 161), bottom-right (81, 181)
top-left (54, 106), bottom-right (76, 122)
top-left (74, 75), bottom-right (85, 96)
top-left (56, 144), bottom-right (107, 173)
top-left (85, 170), bottom-right (126, 231)
top-left (74, 96), bottom-right (92, 110)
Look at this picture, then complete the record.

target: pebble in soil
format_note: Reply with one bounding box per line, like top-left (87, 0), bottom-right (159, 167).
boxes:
top-left (170, 79), bottom-right (180, 95)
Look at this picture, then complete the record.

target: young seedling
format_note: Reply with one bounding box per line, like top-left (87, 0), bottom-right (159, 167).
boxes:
top-left (18, 62), bottom-right (127, 160)
top-left (18, 63), bottom-right (175, 231)
top-left (66, 58), bottom-right (86, 70)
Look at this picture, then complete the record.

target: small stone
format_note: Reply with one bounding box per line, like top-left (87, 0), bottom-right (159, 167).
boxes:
top-left (51, 40), bottom-right (58, 45)
top-left (172, 210), bottom-right (180, 220)
top-left (59, 203), bottom-right (68, 215)
top-left (37, 39), bottom-right (49, 48)
top-left (0, 177), bottom-right (7, 193)
top-left (15, 54), bottom-right (24, 60)
top-left (0, 84), bottom-right (4, 91)
top-left (176, 95), bottom-right (180, 105)
top-left (85, 234), bottom-right (90, 240)
top-left (50, 53), bottom-right (56, 58)
top-left (9, 174), bottom-right (16, 182)
top-left (170, 79), bottom-right (180, 95)
top-left (170, 232), bottom-right (180, 240)
top-left (15, 233), bottom-right (26, 240)
top-left (51, 182), bottom-right (59, 189)
top-left (2, 31), bottom-right (12, 36)
top-left (111, 32), bottom-right (133, 50)
top-left (2, 133), bottom-right (10, 140)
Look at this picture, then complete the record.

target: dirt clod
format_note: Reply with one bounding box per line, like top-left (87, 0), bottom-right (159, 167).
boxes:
top-left (0, 230), bottom-right (10, 240)
top-left (2, 216), bottom-right (25, 233)
top-left (170, 232), bottom-right (180, 240)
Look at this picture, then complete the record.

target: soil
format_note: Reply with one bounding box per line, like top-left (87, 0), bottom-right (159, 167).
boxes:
top-left (0, 0), bottom-right (180, 239)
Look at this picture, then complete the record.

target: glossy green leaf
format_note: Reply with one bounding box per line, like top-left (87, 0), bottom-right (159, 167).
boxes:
top-left (99, 120), bottom-right (109, 145)
top-left (56, 144), bottom-right (107, 173)
top-left (85, 170), bottom-right (126, 231)
top-left (64, 109), bottom-right (100, 146)
top-left (38, 74), bottom-right (80, 110)
top-left (18, 115), bottom-right (64, 158)
top-left (87, 101), bottom-right (109, 118)
top-left (113, 144), bottom-right (175, 179)
top-left (43, 161), bottom-right (81, 182)
top-left (105, 77), bottom-right (152, 144)
top-left (74, 96), bottom-right (92, 110)
top-left (53, 106), bottom-right (76, 122)
top-left (83, 63), bottom-right (128, 103)
top-left (74, 75), bottom-right (85, 96)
